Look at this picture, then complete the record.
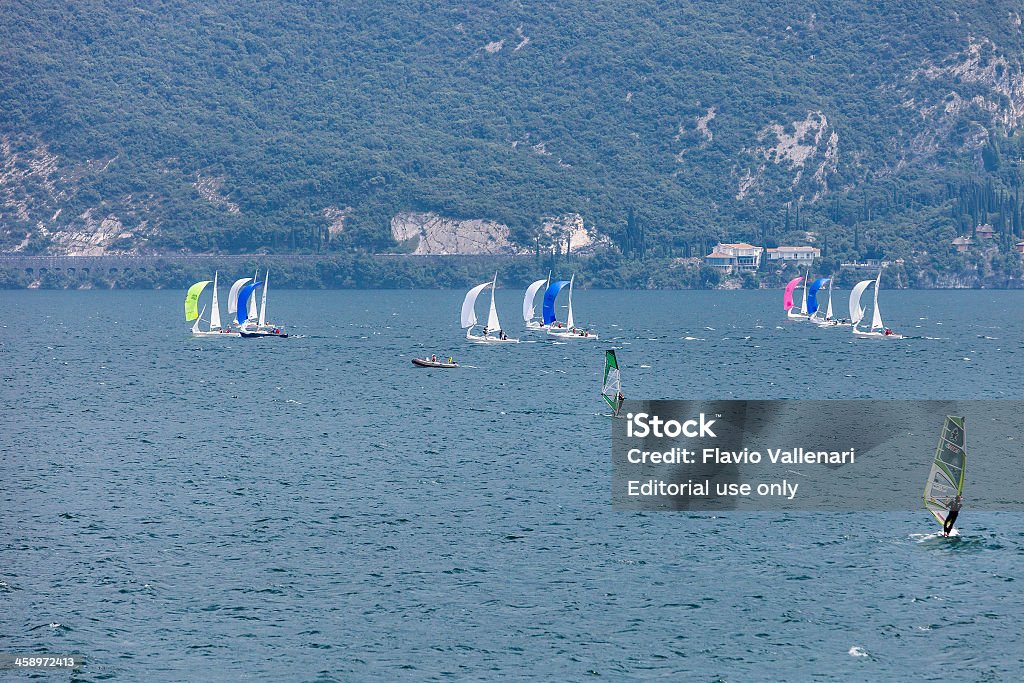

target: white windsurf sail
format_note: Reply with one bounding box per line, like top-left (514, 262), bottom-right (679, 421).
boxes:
top-left (924, 416), bottom-right (966, 527)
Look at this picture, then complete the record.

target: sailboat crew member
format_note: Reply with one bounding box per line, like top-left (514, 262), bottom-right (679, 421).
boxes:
top-left (943, 495), bottom-right (962, 537)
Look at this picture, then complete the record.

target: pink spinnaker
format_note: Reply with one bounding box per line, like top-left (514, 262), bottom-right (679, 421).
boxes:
top-left (783, 276), bottom-right (804, 310)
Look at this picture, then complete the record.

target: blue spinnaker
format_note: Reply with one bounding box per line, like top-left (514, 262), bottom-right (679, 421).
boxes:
top-left (237, 281), bottom-right (263, 324)
top-left (807, 278), bottom-right (830, 315)
top-left (542, 281), bottom-right (570, 325)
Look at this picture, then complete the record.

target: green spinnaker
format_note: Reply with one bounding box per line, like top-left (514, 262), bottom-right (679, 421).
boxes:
top-left (184, 280), bottom-right (211, 321)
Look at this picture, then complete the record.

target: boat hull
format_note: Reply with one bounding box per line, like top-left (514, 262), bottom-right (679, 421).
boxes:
top-left (412, 358), bottom-right (459, 368)
top-left (852, 330), bottom-right (903, 340)
top-left (466, 334), bottom-right (519, 343)
top-left (192, 330), bottom-right (241, 338)
top-left (240, 329), bottom-right (289, 338)
top-left (786, 310), bottom-right (810, 320)
top-left (547, 327), bottom-right (599, 340)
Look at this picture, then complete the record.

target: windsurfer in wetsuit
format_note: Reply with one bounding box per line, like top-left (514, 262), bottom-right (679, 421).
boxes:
top-left (943, 494), bottom-right (962, 536)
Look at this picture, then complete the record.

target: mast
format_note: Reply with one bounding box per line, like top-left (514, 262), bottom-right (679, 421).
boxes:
top-left (258, 269), bottom-right (269, 328)
top-left (567, 274), bottom-right (576, 329)
top-left (210, 271), bottom-right (222, 330)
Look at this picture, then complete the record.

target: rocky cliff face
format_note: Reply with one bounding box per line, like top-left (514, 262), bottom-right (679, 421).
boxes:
top-left (0, 135), bottom-right (156, 255)
top-left (390, 212), bottom-right (601, 256)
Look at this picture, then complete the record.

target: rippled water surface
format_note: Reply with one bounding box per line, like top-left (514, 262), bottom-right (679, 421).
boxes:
top-left (3, 289), bottom-right (1023, 680)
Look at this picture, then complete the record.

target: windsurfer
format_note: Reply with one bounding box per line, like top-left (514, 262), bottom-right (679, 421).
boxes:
top-left (943, 494), bottom-right (962, 536)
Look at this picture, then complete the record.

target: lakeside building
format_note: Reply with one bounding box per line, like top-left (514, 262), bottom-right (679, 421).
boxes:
top-left (703, 243), bottom-right (763, 273)
top-left (765, 246), bottom-right (820, 263)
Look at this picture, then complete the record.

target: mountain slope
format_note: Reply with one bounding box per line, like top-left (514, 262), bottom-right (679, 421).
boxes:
top-left (1, 0), bottom-right (1023, 266)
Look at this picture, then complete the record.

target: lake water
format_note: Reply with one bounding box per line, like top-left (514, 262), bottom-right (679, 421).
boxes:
top-left (2, 289), bottom-right (1023, 680)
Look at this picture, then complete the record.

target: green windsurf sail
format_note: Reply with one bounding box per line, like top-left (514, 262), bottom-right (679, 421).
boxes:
top-left (184, 280), bottom-right (211, 321)
top-left (923, 416), bottom-right (966, 527)
top-left (602, 350), bottom-right (623, 415)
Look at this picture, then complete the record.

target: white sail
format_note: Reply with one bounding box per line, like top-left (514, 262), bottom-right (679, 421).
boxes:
top-left (870, 271), bottom-right (884, 331)
top-left (523, 279), bottom-right (548, 322)
top-left (566, 274), bottom-right (576, 329)
top-left (247, 269), bottom-right (259, 321)
top-left (258, 269), bottom-right (269, 328)
top-left (825, 279), bottom-right (833, 320)
top-left (461, 282), bottom-right (492, 329)
top-left (849, 280), bottom-right (872, 327)
top-left (800, 268), bottom-right (809, 315)
top-left (486, 273), bottom-right (502, 331)
top-left (210, 271), bottom-right (222, 330)
top-left (228, 277), bottom-right (251, 317)
top-left (192, 305), bottom-right (205, 334)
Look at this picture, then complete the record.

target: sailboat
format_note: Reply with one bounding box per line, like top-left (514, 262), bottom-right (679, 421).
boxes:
top-left (786, 269), bottom-right (811, 319)
top-left (235, 279), bottom-right (263, 329)
top-left (783, 275), bottom-right (805, 319)
top-left (924, 415), bottom-right (966, 536)
top-left (601, 349), bottom-right (624, 417)
top-left (523, 273), bottom-right (551, 330)
top-left (852, 269), bottom-right (902, 339)
top-left (806, 277), bottom-right (830, 322)
top-left (184, 273), bottom-right (240, 337)
top-left (239, 269), bottom-right (288, 338)
top-left (461, 274), bottom-right (519, 343)
top-left (546, 274), bottom-right (599, 339)
top-left (813, 278), bottom-right (851, 327)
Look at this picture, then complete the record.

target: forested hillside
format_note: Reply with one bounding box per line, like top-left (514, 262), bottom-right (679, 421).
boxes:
top-left (2, 1), bottom-right (1024, 284)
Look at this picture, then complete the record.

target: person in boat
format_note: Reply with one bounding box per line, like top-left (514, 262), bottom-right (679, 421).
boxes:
top-left (482, 326), bottom-right (488, 336)
top-left (447, 356), bottom-right (453, 364)
top-left (943, 494), bottom-right (962, 536)
top-left (499, 329), bottom-right (507, 340)
top-left (884, 328), bottom-right (893, 336)
top-left (431, 354), bottom-right (437, 363)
